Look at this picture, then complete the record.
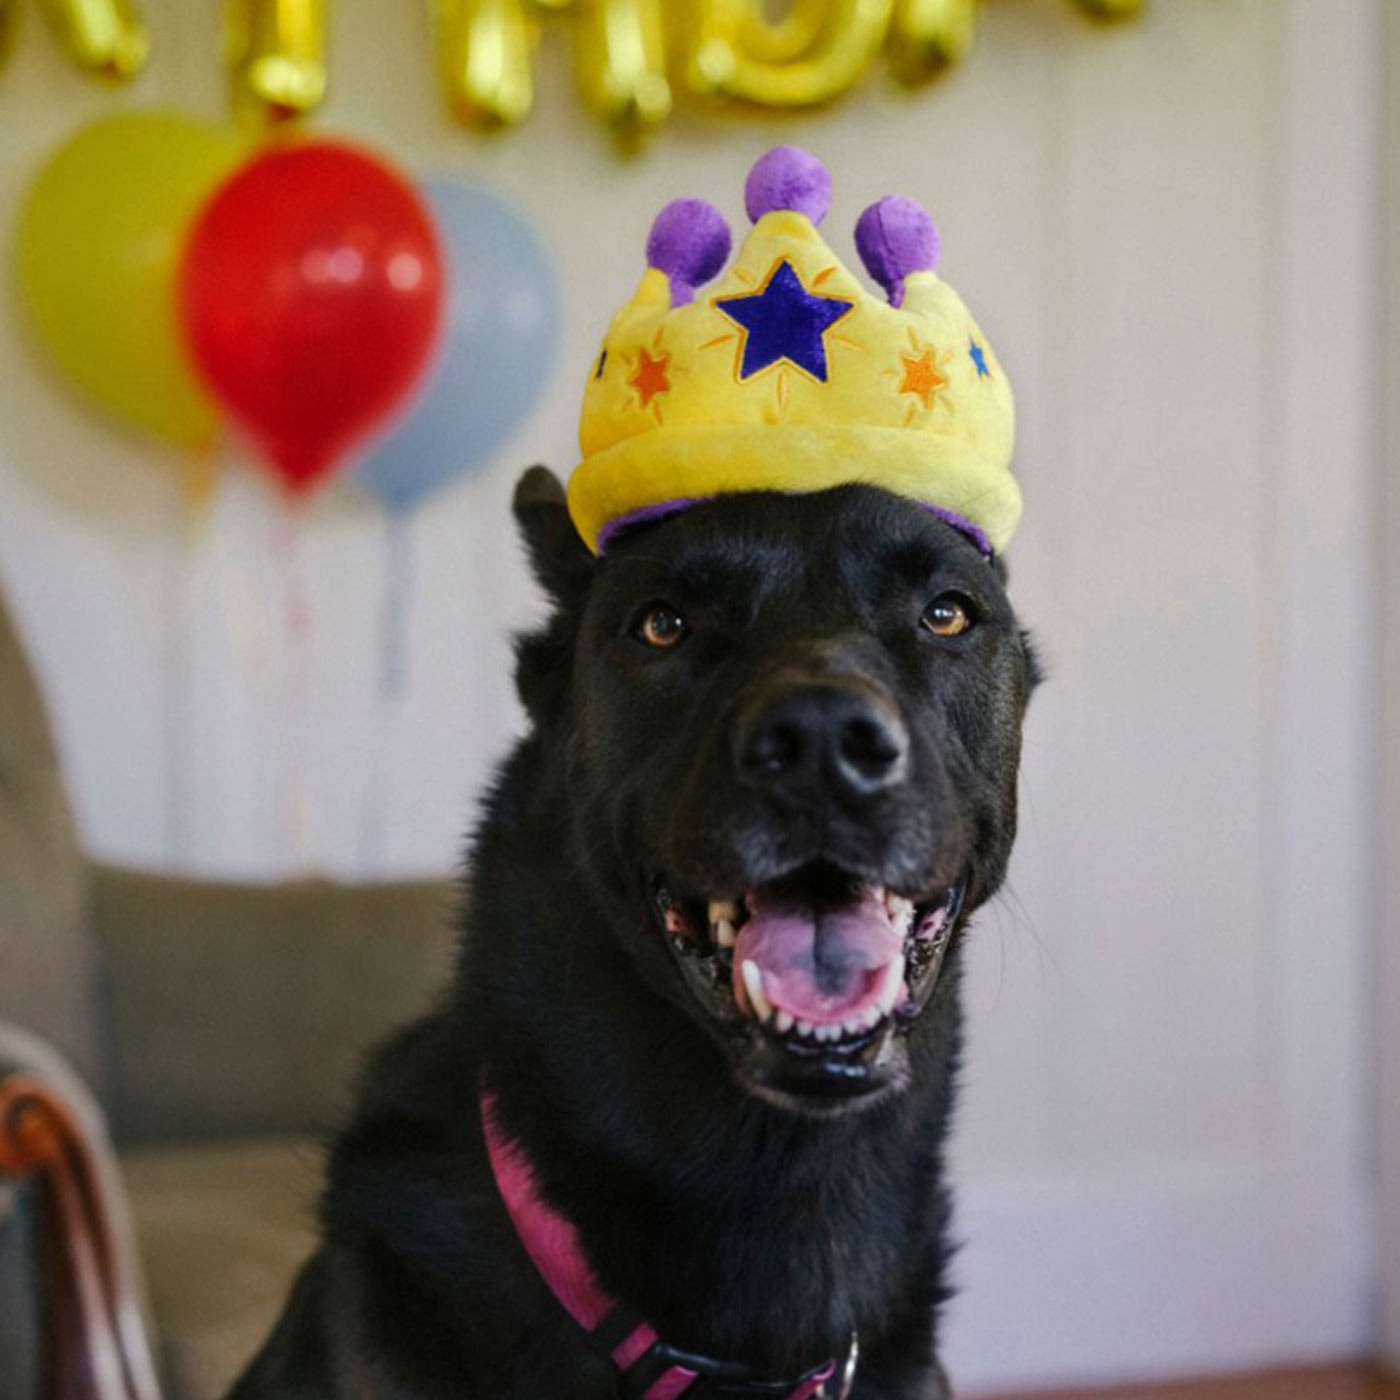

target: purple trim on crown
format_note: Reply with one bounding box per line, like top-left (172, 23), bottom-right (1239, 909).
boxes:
top-left (596, 496), bottom-right (994, 558)
top-left (596, 497), bottom-right (708, 552)
top-left (922, 503), bottom-right (993, 557)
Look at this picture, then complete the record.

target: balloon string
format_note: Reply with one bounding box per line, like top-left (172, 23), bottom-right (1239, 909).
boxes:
top-left (273, 499), bottom-right (313, 868)
top-left (357, 507), bottom-right (416, 870)
top-left (164, 461), bottom-right (218, 868)
top-left (380, 506), bottom-right (413, 698)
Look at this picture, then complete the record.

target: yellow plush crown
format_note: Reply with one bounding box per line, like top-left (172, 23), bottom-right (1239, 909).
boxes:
top-left (569, 147), bottom-right (1019, 556)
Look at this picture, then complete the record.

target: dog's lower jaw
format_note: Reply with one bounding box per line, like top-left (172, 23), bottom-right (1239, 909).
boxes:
top-left (463, 863), bottom-right (967, 1391)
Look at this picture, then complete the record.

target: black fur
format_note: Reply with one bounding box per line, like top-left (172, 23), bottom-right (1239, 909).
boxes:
top-left (228, 472), bottom-right (1037, 1400)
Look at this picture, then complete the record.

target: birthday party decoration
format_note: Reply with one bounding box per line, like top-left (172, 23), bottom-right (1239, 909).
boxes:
top-left (437, 0), bottom-right (1140, 132)
top-left (437, 0), bottom-right (538, 127)
top-left (37, 0), bottom-right (148, 77)
top-left (688, 0), bottom-right (893, 108)
top-left (3, 1), bottom-right (1141, 131)
top-left (178, 140), bottom-right (445, 493)
top-left (576, 0), bottom-right (670, 138)
top-left (14, 110), bottom-right (238, 451)
top-left (225, 0), bottom-right (328, 124)
top-left (354, 179), bottom-right (559, 511)
top-left (887, 0), bottom-right (975, 81)
top-left (569, 145), bottom-right (1019, 555)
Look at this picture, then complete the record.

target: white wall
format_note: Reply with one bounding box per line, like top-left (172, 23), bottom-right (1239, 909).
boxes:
top-left (1378, 0), bottom-right (1400, 1374)
top-left (0, 0), bottom-right (1382, 1391)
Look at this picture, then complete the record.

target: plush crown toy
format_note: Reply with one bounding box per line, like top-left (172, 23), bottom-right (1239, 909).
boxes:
top-left (569, 146), bottom-right (1019, 557)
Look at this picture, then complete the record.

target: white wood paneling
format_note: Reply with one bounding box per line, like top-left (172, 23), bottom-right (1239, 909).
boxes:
top-left (0, 0), bottom-right (1380, 1390)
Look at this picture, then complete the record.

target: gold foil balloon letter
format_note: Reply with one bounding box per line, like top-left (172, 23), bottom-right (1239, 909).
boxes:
top-left (576, 0), bottom-right (671, 139)
top-left (37, 0), bottom-right (149, 78)
top-left (226, 0), bottom-right (329, 121)
top-left (688, 0), bottom-right (893, 107)
top-left (438, 0), bottom-right (537, 127)
top-left (887, 0), bottom-right (974, 81)
top-left (1071, 0), bottom-right (1142, 16)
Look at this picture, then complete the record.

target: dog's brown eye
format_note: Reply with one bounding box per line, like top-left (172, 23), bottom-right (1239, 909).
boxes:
top-left (921, 594), bottom-right (973, 638)
top-left (636, 603), bottom-right (688, 649)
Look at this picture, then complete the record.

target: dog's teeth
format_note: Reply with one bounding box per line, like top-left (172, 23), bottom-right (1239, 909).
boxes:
top-left (714, 918), bottom-right (736, 949)
top-left (741, 961), bottom-right (774, 1023)
top-left (795, 1020), bottom-right (816, 1039)
top-left (887, 894), bottom-right (915, 928)
top-left (708, 900), bottom-right (740, 925)
top-left (843, 1017), bottom-right (865, 1039)
top-left (861, 1004), bottom-right (882, 1030)
top-left (876, 955), bottom-right (906, 1014)
top-left (774, 1010), bottom-right (794, 1034)
top-left (918, 905), bottom-right (948, 941)
top-left (818, 1024), bottom-right (840, 1043)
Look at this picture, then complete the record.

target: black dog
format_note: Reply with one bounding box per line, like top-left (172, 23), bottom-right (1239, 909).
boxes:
top-left (229, 469), bottom-right (1037, 1400)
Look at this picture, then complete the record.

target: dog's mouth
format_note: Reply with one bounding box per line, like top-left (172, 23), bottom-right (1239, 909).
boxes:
top-left (655, 862), bottom-right (965, 1113)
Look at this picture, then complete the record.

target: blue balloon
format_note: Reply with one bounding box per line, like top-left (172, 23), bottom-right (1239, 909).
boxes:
top-left (354, 178), bottom-right (560, 509)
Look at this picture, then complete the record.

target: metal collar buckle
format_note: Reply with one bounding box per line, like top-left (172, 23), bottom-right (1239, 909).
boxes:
top-left (822, 1333), bottom-right (859, 1400)
top-left (627, 1330), bottom-right (858, 1399)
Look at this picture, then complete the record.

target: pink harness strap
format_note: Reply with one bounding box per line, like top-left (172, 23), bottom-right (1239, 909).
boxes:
top-left (480, 1090), bottom-right (845, 1400)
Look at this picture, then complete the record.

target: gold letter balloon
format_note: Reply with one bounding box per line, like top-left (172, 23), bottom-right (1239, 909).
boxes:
top-left (225, 0), bottom-right (328, 124)
top-left (4, 1), bottom-right (1140, 132)
top-left (575, 0), bottom-right (671, 140)
top-left (688, 0), bottom-right (893, 107)
top-left (14, 111), bottom-right (239, 451)
top-left (37, 0), bottom-right (148, 77)
top-left (436, 0), bottom-right (538, 127)
top-left (887, 0), bottom-right (975, 82)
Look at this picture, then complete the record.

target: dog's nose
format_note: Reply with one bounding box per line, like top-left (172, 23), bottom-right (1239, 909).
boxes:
top-left (736, 682), bottom-right (909, 806)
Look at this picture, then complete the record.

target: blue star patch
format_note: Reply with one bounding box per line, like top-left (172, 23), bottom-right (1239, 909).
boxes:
top-left (969, 338), bottom-right (991, 379)
top-left (715, 260), bottom-right (854, 383)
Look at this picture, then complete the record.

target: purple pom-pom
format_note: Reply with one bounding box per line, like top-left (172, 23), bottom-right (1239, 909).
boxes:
top-left (855, 196), bottom-right (941, 307)
top-left (647, 198), bottom-right (733, 306)
top-left (744, 146), bottom-right (831, 226)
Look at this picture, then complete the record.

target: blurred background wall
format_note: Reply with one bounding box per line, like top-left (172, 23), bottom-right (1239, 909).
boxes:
top-left (1378, 0), bottom-right (1400, 1376)
top-left (0, 0), bottom-right (1388, 1392)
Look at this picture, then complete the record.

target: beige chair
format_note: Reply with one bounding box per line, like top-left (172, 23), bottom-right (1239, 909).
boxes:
top-left (0, 588), bottom-right (457, 1400)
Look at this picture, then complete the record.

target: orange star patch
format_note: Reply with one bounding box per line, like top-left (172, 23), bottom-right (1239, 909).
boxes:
top-left (898, 347), bottom-right (947, 412)
top-left (628, 347), bottom-right (671, 410)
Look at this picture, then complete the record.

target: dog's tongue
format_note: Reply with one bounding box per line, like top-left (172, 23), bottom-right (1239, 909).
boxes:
top-left (733, 885), bottom-right (901, 1026)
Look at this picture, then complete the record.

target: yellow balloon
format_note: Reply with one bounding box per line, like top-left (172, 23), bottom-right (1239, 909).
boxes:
top-left (225, 0), bottom-right (329, 124)
top-left (14, 110), bottom-right (240, 452)
top-left (437, 0), bottom-right (538, 127)
top-left (36, 0), bottom-right (149, 78)
top-left (687, 0), bottom-right (893, 107)
top-left (576, 0), bottom-right (671, 140)
top-left (888, 0), bottom-right (974, 82)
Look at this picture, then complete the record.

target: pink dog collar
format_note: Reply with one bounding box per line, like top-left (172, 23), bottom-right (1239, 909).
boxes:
top-left (481, 1088), bottom-right (857, 1399)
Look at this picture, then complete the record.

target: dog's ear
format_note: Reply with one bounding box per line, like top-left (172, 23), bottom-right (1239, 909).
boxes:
top-left (1020, 629), bottom-right (1045, 694)
top-left (513, 466), bottom-right (594, 606)
top-left (513, 467), bottom-right (593, 727)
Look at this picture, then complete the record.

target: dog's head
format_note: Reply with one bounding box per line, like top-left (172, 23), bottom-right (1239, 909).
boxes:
top-left (513, 466), bottom-right (1038, 1117)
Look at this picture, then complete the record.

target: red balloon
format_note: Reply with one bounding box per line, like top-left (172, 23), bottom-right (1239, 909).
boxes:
top-left (179, 140), bottom-right (444, 492)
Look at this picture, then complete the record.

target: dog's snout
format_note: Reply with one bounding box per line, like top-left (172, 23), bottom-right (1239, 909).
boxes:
top-left (736, 681), bottom-right (909, 805)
